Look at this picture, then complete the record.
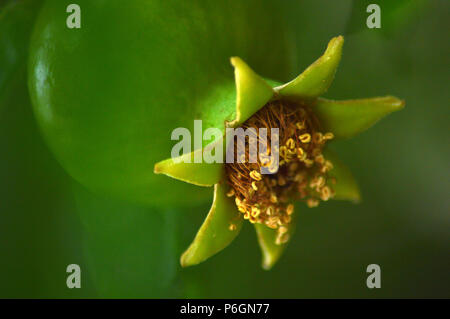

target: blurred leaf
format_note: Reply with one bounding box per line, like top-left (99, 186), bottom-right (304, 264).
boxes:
top-left (74, 184), bottom-right (182, 298)
top-left (0, 75), bottom-right (92, 298)
top-left (0, 0), bottom-right (92, 298)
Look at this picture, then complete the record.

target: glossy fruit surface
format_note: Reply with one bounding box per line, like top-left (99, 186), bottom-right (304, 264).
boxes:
top-left (29, 0), bottom-right (294, 205)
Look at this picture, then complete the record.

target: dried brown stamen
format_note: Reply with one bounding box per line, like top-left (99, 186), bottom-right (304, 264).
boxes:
top-left (225, 100), bottom-right (336, 245)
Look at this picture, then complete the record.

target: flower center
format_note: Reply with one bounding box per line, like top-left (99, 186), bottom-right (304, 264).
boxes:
top-left (225, 100), bottom-right (336, 244)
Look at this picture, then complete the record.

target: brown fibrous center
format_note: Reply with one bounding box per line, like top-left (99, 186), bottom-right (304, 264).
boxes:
top-left (225, 100), bottom-right (336, 245)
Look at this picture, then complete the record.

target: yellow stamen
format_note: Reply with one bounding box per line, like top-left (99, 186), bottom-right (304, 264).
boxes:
top-left (312, 148), bottom-right (321, 157)
top-left (320, 186), bottom-right (332, 201)
top-left (295, 121), bottom-right (305, 130)
top-left (320, 160), bottom-right (334, 173)
top-left (270, 193), bottom-right (278, 203)
top-left (323, 132), bottom-right (334, 140)
top-left (286, 138), bottom-right (295, 149)
top-left (299, 133), bottom-right (311, 143)
top-left (306, 198), bottom-right (319, 208)
top-left (278, 226), bottom-right (288, 235)
top-left (225, 100), bottom-right (337, 246)
top-left (266, 216), bottom-right (279, 229)
top-left (282, 214), bottom-right (292, 224)
top-left (294, 173), bottom-right (305, 182)
top-left (286, 204), bottom-right (294, 215)
top-left (268, 164), bottom-right (278, 174)
top-left (313, 132), bottom-right (323, 144)
top-left (260, 155), bottom-right (271, 166)
top-left (275, 233), bottom-right (289, 245)
top-left (304, 159), bottom-right (314, 167)
top-left (315, 154), bottom-right (325, 164)
top-left (238, 205), bottom-right (246, 213)
top-left (251, 207), bottom-right (261, 218)
top-left (226, 189), bottom-right (235, 197)
top-left (249, 170), bottom-right (262, 181)
top-left (279, 146), bottom-right (288, 158)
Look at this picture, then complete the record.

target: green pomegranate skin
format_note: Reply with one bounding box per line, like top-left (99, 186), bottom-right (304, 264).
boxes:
top-left (28, 0), bottom-right (295, 206)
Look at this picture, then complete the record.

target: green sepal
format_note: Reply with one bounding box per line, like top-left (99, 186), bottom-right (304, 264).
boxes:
top-left (180, 182), bottom-right (243, 267)
top-left (226, 57), bottom-right (274, 127)
top-left (275, 36), bottom-right (344, 100)
top-left (154, 140), bottom-right (223, 187)
top-left (254, 213), bottom-right (297, 270)
top-left (323, 149), bottom-right (361, 202)
top-left (313, 96), bottom-right (405, 139)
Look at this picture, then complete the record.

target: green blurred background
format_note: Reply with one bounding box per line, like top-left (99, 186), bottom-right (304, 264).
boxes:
top-left (0, 0), bottom-right (449, 298)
